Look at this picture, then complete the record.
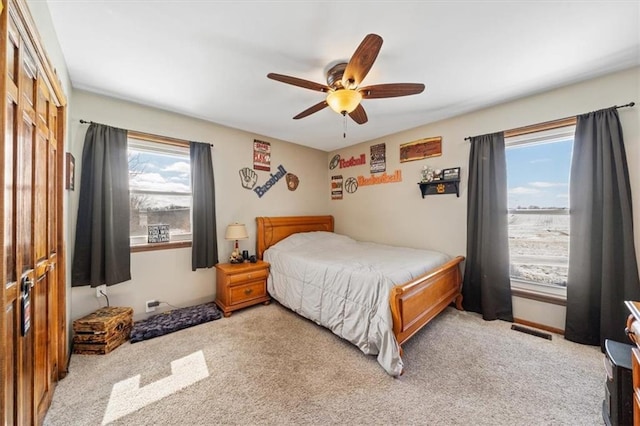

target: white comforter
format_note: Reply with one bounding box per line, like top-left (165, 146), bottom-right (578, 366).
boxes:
top-left (263, 231), bottom-right (450, 376)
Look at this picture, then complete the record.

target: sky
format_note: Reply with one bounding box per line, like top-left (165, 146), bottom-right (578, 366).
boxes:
top-left (128, 148), bottom-right (191, 209)
top-left (505, 138), bottom-right (573, 209)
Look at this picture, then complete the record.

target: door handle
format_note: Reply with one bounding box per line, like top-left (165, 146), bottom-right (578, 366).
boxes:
top-left (21, 274), bottom-right (34, 293)
top-left (20, 274), bottom-right (33, 336)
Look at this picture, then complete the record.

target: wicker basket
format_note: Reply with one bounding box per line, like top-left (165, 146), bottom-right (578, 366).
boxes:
top-left (72, 307), bottom-right (133, 354)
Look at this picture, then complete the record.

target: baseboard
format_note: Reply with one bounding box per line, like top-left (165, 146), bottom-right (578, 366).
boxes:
top-left (514, 317), bottom-right (564, 336)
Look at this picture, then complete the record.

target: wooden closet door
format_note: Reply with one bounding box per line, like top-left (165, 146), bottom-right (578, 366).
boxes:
top-left (33, 72), bottom-right (55, 421)
top-left (2, 1), bottom-right (67, 423)
top-left (3, 13), bottom-right (20, 423)
top-left (16, 33), bottom-right (37, 426)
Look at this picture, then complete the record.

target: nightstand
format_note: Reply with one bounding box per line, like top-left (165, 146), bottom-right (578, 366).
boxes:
top-left (214, 261), bottom-right (271, 317)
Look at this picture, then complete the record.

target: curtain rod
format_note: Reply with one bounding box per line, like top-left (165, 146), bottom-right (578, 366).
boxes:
top-left (79, 119), bottom-right (214, 147)
top-left (464, 101), bottom-right (635, 141)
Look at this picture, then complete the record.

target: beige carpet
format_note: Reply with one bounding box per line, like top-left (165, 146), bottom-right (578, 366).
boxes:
top-left (45, 302), bottom-right (604, 425)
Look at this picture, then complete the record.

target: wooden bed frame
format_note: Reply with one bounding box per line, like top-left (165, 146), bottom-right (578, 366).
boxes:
top-left (256, 215), bottom-right (465, 348)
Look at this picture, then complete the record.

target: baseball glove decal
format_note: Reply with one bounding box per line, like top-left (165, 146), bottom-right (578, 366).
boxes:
top-left (286, 173), bottom-right (299, 191)
top-left (239, 167), bottom-right (258, 189)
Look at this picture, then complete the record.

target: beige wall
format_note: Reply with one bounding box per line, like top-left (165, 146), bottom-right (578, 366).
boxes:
top-left (68, 90), bottom-right (329, 320)
top-left (327, 66), bottom-right (640, 331)
top-left (25, 0), bottom-right (640, 332)
top-left (26, 0), bottom-right (72, 97)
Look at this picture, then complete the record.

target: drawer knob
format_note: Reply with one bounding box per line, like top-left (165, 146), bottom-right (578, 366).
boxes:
top-left (244, 288), bottom-right (253, 295)
top-left (247, 274), bottom-right (252, 279)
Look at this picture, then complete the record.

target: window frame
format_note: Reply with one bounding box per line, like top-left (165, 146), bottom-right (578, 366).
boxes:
top-left (127, 134), bottom-right (193, 252)
top-left (505, 124), bottom-right (575, 300)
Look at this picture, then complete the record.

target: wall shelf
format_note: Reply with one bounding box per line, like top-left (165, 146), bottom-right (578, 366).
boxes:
top-left (418, 179), bottom-right (460, 198)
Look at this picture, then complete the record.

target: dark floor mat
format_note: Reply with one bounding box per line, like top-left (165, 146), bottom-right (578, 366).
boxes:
top-left (130, 302), bottom-right (222, 343)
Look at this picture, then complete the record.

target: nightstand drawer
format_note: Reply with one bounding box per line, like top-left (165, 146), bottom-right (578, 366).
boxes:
top-left (228, 268), bottom-right (268, 285)
top-left (215, 260), bottom-right (270, 317)
top-left (229, 281), bottom-right (267, 304)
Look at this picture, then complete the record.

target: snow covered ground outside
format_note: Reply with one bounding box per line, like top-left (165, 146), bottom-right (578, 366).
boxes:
top-left (508, 212), bottom-right (569, 287)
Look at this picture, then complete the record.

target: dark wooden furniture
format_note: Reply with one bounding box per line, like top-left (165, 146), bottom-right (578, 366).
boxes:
top-left (255, 215), bottom-right (465, 349)
top-left (603, 339), bottom-right (634, 426)
top-left (215, 261), bottom-right (270, 317)
top-left (72, 307), bottom-right (133, 355)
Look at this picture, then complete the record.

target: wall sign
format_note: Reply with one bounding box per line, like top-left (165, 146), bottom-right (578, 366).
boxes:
top-left (331, 175), bottom-right (343, 200)
top-left (370, 143), bottom-right (386, 173)
top-left (253, 165), bottom-right (287, 198)
top-left (253, 140), bottom-right (271, 171)
top-left (357, 170), bottom-right (402, 186)
top-left (340, 154), bottom-right (366, 169)
top-left (239, 165), bottom-right (296, 197)
top-left (399, 137), bottom-right (442, 163)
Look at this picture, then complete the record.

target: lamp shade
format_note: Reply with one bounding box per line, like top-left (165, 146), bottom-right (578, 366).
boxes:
top-left (326, 89), bottom-right (362, 114)
top-left (225, 223), bottom-right (248, 240)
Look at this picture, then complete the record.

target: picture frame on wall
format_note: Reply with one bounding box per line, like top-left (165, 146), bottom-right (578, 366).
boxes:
top-left (399, 136), bottom-right (442, 163)
top-left (65, 153), bottom-right (75, 190)
top-left (442, 167), bottom-right (460, 181)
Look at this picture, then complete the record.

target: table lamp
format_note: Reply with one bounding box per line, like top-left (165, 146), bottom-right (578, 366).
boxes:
top-left (225, 223), bottom-right (248, 262)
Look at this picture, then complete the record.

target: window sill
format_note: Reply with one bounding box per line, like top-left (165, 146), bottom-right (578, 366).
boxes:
top-left (131, 241), bottom-right (192, 253)
top-left (510, 279), bottom-right (566, 306)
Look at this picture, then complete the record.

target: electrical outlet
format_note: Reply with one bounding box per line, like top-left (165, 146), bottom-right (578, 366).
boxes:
top-left (145, 300), bottom-right (158, 313)
top-left (96, 285), bottom-right (107, 298)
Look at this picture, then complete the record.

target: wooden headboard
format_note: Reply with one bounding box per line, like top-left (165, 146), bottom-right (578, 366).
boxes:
top-left (255, 215), bottom-right (334, 260)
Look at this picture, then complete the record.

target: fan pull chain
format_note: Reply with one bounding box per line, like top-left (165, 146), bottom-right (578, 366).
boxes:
top-left (342, 112), bottom-right (347, 138)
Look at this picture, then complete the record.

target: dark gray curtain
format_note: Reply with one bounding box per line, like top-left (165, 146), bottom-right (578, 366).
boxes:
top-left (565, 107), bottom-right (640, 349)
top-left (71, 123), bottom-right (131, 287)
top-left (463, 132), bottom-right (513, 321)
top-left (190, 142), bottom-right (218, 270)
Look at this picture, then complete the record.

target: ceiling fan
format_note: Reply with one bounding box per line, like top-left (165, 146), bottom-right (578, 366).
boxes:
top-left (267, 33), bottom-right (425, 125)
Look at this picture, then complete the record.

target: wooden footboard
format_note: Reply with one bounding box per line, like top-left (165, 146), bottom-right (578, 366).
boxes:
top-left (390, 256), bottom-right (465, 346)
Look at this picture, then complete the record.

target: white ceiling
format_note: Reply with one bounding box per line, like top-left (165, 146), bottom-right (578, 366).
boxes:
top-left (46, 1), bottom-right (640, 152)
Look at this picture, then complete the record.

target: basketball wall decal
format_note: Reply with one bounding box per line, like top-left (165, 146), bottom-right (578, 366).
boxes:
top-left (344, 177), bottom-right (358, 194)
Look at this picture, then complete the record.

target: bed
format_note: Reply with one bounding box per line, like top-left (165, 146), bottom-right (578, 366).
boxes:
top-left (256, 215), bottom-right (464, 376)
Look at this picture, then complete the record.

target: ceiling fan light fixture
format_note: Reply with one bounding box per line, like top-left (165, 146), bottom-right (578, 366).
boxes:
top-left (326, 89), bottom-right (362, 114)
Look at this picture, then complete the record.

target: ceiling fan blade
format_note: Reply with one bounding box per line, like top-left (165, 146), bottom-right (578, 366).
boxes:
top-left (360, 83), bottom-right (425, 99)
top-left (267, 73), bottom-right (330, 92)
top-left (348, 104), bottom-right (368, 125)
top-left (293, 101), bottom-right (328, 119)
top-left (342, 34), bottom-right (383, 88)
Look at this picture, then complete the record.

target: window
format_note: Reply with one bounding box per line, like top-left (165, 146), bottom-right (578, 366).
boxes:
top-left (505, 125), bottom-right (574, 295)
top-left (128, 137), bottom-right (192, 247)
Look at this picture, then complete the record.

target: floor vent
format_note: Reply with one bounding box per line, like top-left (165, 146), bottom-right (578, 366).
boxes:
top-left (511, 324), bottom-right (552, 340)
